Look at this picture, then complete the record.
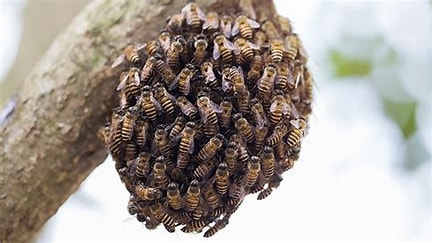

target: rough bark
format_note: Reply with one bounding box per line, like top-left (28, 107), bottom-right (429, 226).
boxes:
top-left (0, 0), bottom-right (276, 242)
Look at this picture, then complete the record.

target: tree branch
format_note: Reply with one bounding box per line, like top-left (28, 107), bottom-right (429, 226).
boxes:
top-left (0, 0), bottom-right (276, 242)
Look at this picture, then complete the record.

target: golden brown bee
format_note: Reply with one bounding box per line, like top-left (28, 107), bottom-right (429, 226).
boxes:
top-left (219, 14), bottom-right (233, 38)
top-left (224, 141), bottom-right (238, 173)
top-left (111, 43), bottom-right (145, 68)
top-left (166, 40), bottom-right (184, 69)
top-left (250, 98), bottom-right (268, 128)
top-left (267, 122), bottom-right (288, 147)
top-left (218, 100), bottom-right (233, 129)
top-left (257, 65), bottom-right (277, 98)
top-left (201, 61), bottom-right (217, 88)
top-left (152, 127), bottom-right (171, 158)
top-left (233, 113), bottom-right (255, 144)
top-left (144, 40), bottom-right (161, 56)
top-left (237, 144), bottom-right (250, 166)
top-left (181, 219), bottom-right (207, 233)
top-left (153, 84), bottom-right (176, 115)
top-left (108, 113), bottom-right (122, 158)
top-left (140, 56), bottom-right (156, 84)
top-left (254, 126), bottom-right (268, 152)
top-left (149, 203), bottom-right (177, 233)
top-left (170, 64), bottom-right (194, 95)
top-left (245, 156), bottom-right (261, 187)
top-left (261, 20), bottom-right (280, 40)
top-left (253, 30), bottom-right (267, 46)
top-left (232, 15), bottom-right (260, 39)
top-left (197, 134), bottom-right (224, 161)
top-left (121, 106), bottom-right (137, 142)
top-left (236, 90), bottom-right (250, 114)
top-left (136, 120), bottom-right (149, 148)
top-left (269, 39), bottom-right (284, 64)
top-left (203, 11), bottom-right (219, 32)
top-left (151, 156), bottom-right (169, 188)
top-left (192, 35), bottom-right (208, 65)
top-left (197, 95), bottom-right (220, 125)
top-left (117, 67), bottom-right (140, 98)
top-left (222, 66), bottom-right (246, 94)
top-left (287, 117), bottom-right (307, 147)
top-left (202, 182), bottom-right (221, 209)
top-left (233, 38), bottom-right (260, 64)
top-left (167, 13), bottom-right (184, 34)
top-left (261, 146), bottom-right (275, 179)
top-left (155, 57), bottom-right (176, 86)
top-left (135, 185), bottom-right (162, 201)
top-left (132, 151), bottom-right (151, 178)
top-left (275, 141), bottom-right (288, 161)
top-left (204, 218), bottom-right (229, 238)
top-left (277, 15), bottom-right (293, 35)
top-left (238, 0), bottom-right (256, 20)
top-left (177, 122), bottom-right (196, 169)
top-left (284, 34), bottom-right (300, 61)
top-left (181, 2), bottom-right (206, 30)
top-left (184, 179), bottom-right (201, 211)
top-left (168, 116), bottom-right (187, 140)
top-left (166, 182), bottom-right (183, 210)
top-left (213, 33), bottom-right (235, 63)
top-left (247, 54), bottom-right (263, 82)
top-left (257, 175), bottom-right (282, 200)
top-left (125, 142), bottom-right (137, 161)
top-left (158, 30), bottom-right (172, 54)
top-left (215, 162), bottom-right (229, 195)
top-left (275, 62), bottom-right (293, 91)
top-left (269, 94), bottom-right (290, 125)
top-left (250, 175), bottom-right (266, 194)
top-left (176, 96), bottom-right (198, 120)
top-left (192, 160), bottom-right (214, 179)
top-left (139, 88), bottom-right (160, 121)
top-left (210, 207), bottom-right (225, 218)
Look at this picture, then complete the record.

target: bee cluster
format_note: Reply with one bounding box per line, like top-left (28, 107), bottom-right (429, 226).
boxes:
top-left (103, 1), bottom-right (312, 237)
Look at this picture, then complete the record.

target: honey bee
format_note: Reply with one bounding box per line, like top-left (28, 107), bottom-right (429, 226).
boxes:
top-left (238, 0), bottom-right (256, 20)
top-left (218, 100), bottom-right (233, 129)
top-left (151, 156), bottom-right (169, 188)
top-left (170, 64), bottom-right (194, 95)
top-left (111, 43), bottom-right (145, 68)
top-left (261, 20), bottom-right (280, 40)
top-left (284, 34), bottom-right (300, 61)
top-left (269, 39), bottom-right (284, 64)
top-left (245, 156), bottom-right (261, 187)
top-left (250, 174), bottom-right (266, 194)
top-left (250, 98), bottom-right (268, 128)
top-left (200, 61), bottom-right (216, 88)
top-left (135, 120), bottom-right (149, 148)
top-left (204, 218), bottom-right (229, 237)
top-left (274, 140), bottom-right (288, 161)
top-left (219, 14), bottom-right (233, 38)
top-left (269, 94), bottom-right (290, 125)
top-left (277, 15), bottom-right (292, 35)
top-left (184, 179), bottom-right (201, 211)
top-left (167, 13), bottom-right (184, 34)
top-left (153, 84), bottom-right (176, 115)
top-left (233, 113), bottom-right (255, 144)
top-left (139, 88), bottom-right (160, 121)
top-left (135, 185), bottom-right (162, 201)
top-left (247, 54), bottom-right (263, 82)
top-left (224, 141), bottom-right (238, 173)
top-left (257, 65), bottom-right (276, 98)
top-left (253, 30), bottom-right (267, 46)
top-left (261, 146), bottom-right (275, 179)
top-left (121, 107), bottom-right (137, 142)
top-left (222, 66), bottom-right (246, 94)
top-left (131, 151), bottom-right (151, 178)
top-left (144, 40), bottom-right (161, 56)
top-left (127, 199), bottom-right (140, 215)
top-left (155, 56), bottom-right (176, 86)
top-left (108, 113), bottom-right (122, 158)
top-left (202, 11), bottom-right (219, 32)
top-left (267, 122), bottom-right (288, 146)
top-left (125, 142), bottom-right (137, 162)
top-left (202, 182), bottom-right (221, 209)
top-left (197, 95), bottom-right (220, 125)
top-left (166, 40), bottom-right (184, 68)
top-left (176, 96), bottom-right (198, 120)
top-left (215, 162), bottom-right (229, 195)
top-left (117, 67), bottom-right (140, 97)
top-left (158, 30), bottom-right (172, 54)
top-left (232, 15), bottom-right (260, 39)
top-left (181, 2), bottom-right (206, 30)
top-left (176, 210), bottom-right (192, 224)
top-left (177, 122), bottom-right (196, 169)
top-left (237, 144), bottom-right (250, 166)
top-left (287, 117), bottom-right (307, 147)
top-left (197, 134), bottom-right (224, 161)
top-left (300, 68), bottom-right (313, 116)
top-left (192, 36), bottom-right (208, 65)
top-left (166, 182), bottom-right (183, 210)
top-left (257, 174), bottom-right (283, 200)
top-left (140, 56), bottom-right (156, 84)
top-left (233, 38), bottom-right (260, 64)
top-left (168, 116), bottom-right (187, 140)
top-left (213, 33), bottom-right (235, 63)
top-left (181, 219), bottom-right (207, 233)
top-left (152, 127), bottom-right (171, 158)
top-left (192, 160), bottom-right (214, 179)
top-left (275, 62), bottom-right (293, 91)
top-left (149, 203), bottom-right (177, 232)
top-left (236, 90), bottom-right (250, 114)
top-left (210, 207), bottom-right (225, 218)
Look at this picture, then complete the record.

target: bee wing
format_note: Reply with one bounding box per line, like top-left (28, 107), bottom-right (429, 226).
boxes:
top-left (290, 103), bottom-right (300, 119)
top-left (188, 139), bottom-right (195, 154)
top-left (116, 72), bottom-right (128, 91)
top-left (247, 18), bottom-right (260, 29)
top-left (270, 100), bottom-right (278, 113)
top-left (199, 108), bottom-right (209, 124)
top-left (127, 157), bottom-right (139, 176)
top-left (248, 41), bottom-right (260, 50)
top-left (282, 102), bottom-right (290, 115)
top-left (111, 54), bottom-right (125, 68)
top-left (169, 72), bottom-right (181, 90)
top-left (197, 6), bottom-right (206, 20)
top-left (150, 95), bottom-right (162, 111)
top-left (224, 39), bottom-right (235, 51)
top-left (222, 74), bottom-right (231, 92)
top-left (136, 42), bottom-right (146, 51)
top-left (290, 119), bottom-right (301, 129)
top-left (233, 43), bottom-right (241, 55)
top-left (221, 22), bottom-right (232, 38)
top-left (211, 101), bottom-right (223, 113)
top-left (231, 21), bottom-right (240, 36)
top-left (133, 71), bottom-right (140, 86)
top-left (184, 74), bottom-right (192, 95)
top-left (212, 42), bottom-right (221, 60)
top-left (256, 114), bottom-right (265, 129)
top-left (181, 3), bottom-right (191, 17)
top-left (237, 66), bottom-right (244, 77)
top-left (150, 138), bottom-right (159, 155)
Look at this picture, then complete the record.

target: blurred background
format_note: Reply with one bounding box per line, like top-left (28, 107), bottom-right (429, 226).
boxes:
top-left (0, 0), bottom-right (431, 242)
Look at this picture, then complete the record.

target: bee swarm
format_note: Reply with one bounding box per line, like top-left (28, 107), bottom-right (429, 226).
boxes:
top-left (103, 1), bottom-right (312, 237)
